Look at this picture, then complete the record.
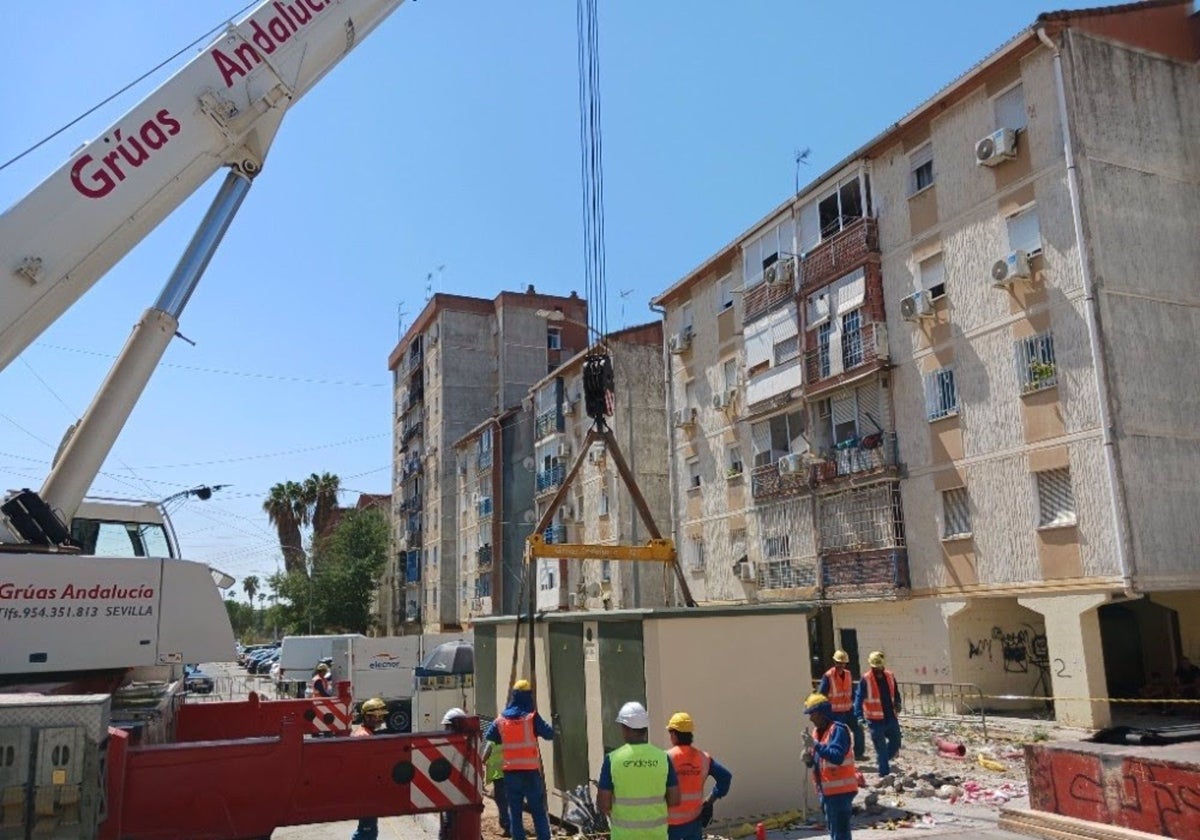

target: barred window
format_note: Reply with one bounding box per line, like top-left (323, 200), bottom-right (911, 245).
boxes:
top-left (763, 535), bottom-right (791, 558)
top-left (924, 367), bottom-right (959, 421)
top-left (1036, 468), bottom-right (1076, 527)
top-left (688, 537), bottom-right (706, 572)
top-left (773, 335), bottom-right (800, 366)
top-left (1016, 332), bottom-right (1057, 393)
top-left (942, 488), bottom-right (971, 538)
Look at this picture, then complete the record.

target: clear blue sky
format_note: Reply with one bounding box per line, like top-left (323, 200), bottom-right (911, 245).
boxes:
top-left (0, 0), bottom-right (1101, 599)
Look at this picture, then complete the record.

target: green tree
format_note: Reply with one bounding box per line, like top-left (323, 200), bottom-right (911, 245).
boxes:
top-left (224, 597), bottom-right (257, 641)
top-left (242, 574), bottom-right (260, 605)
top-left (264, 481), bottom-right (309, 574)
top-left (304, 472), bottom-right (342, 542)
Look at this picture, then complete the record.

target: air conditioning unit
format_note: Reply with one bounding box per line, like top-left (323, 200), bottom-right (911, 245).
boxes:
top-left (991, 250), bottom-right (1031, 288)
top-left (765, 257), bottom-right (795, 286)
top-left (557, 442), bottom-right (572, 458)
top-left (738, 561), bottom-right (757, 583)
top-left (975, 128), bottom-right (1018, 167)
top-left (712, 392), bottom-right (727, 410)
top-left (899, 290), bottom-right (934, 322)
top-left (776, 453), bottom-right (803, 475)
top-left (668, 331), bottom-right (693, 354)
top-left (673, 408), bottom-right (697, 428)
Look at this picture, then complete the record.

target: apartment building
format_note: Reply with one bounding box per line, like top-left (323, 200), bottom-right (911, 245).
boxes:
top-left (383, 288), bottom-right (588, 634)
top-left (653, 0), bottom-right (1199, 728)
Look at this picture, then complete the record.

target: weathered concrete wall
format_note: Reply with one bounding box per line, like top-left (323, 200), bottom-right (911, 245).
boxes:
top-left (1067, 31), bottom-right (1200, 587)
top-left (947, 598), bottom-right (1048, 712)
top-left (832, 599), bottom-right (958, 685)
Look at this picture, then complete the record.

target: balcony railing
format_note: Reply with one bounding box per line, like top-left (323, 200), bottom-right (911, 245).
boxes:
top-left (544, 524), bottom-right (568, 544)
top-left (406, 349), bottom-right (423, 374)
top-left (535, 407), bottom-right (563, 440)
top-left (800, 217), bottom-right (879, 294)
top-left (743, 274), bottom-right (795, 324)
top-left (476, 496), bottom-right (493, 518)
top-left (750, 461), bottom-right (812, 500)
top-left (757, 557), bottom-right (818, 591)
top-left (405, 389), bottom-right (424, 411)
top-left (401, 455), bottom-right (422, 479)
top-left (402, 420), bottom-right (423, 444)
top-left (477, 449), bottom-right (493, 471)
top-left (821, 549), bottom-right (910, 596)
top-left (804, 321), bottom-right (888, 393)
top-left (811, 432), bottom-right (899, 485)
top-left (398, 495), bottom-right (423, 514)
top-left (404, 550), bottom-right (421, 583)
top-left (536, 463), bottom-right (566, 494)
top-left (477, 544), bottom-right (493, 570)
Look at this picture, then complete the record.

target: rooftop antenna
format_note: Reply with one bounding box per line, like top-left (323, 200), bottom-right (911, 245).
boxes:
top-left (424, 272), bottom-right (433, 302)
top-left (618, 288), bottom-right (633, 330)
top-left (794, 146), bottom-right (811, 196)
top-left (397, 301), bottom-right (408, 339)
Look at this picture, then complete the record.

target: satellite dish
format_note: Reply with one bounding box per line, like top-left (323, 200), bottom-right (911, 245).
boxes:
top-left (586, 582), bottom-right (602, 598)
top-left (522, 510), bottom-right (536, 524)
top-left (522, 456), bottom-right (536, 471)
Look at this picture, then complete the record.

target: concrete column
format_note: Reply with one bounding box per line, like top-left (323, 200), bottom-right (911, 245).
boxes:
top-left (1018, 593), bottom-right (1112, 728)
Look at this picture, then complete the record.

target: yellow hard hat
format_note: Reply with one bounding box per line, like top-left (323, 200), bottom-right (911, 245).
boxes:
top-left (803, 693), bottom-right (832, 714)
top-left (666, 712), bottom-right (694, 733)
top-left (361, 697), bottom-right (387, 716)
top-left (832, 649), bottom-right (850, 664)
top-left (316, 663), bottom-right (329, 673)
top-left (868, 651), bottom-right (886, 667)
top-left (513, 679), bottom-right (532, 692)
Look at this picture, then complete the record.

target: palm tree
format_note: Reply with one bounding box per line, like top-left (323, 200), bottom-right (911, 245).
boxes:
top-left (243, 575), bottom-right (259, 605)
top-left (305, 472), bottom-right (341, 541)
top-left (264, 481), bottom-right (308, 574)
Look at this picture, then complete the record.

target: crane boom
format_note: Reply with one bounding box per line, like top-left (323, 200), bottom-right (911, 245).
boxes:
top-left (0, 0), bottom-right (406, 372)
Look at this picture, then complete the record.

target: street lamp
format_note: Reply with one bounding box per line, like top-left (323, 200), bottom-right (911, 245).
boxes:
top-left (160, 484), bottom-right (230, 507)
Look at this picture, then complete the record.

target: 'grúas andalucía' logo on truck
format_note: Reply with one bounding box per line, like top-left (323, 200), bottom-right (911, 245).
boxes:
top-left (0, 582), bottom-right (156, 600)
top-left (210, 1), bottom-right (334, 88)
top-left (70, 110), bottom-right (182, 199)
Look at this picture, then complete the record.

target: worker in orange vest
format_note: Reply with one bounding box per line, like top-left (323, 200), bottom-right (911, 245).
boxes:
top-left (665, 712), bottom-right (732, 840)
top-left (853, 651), bottom-right (902, 776)
top-left (483, 679), bottom-right (554, 840)
top-left (817, 650), bottom-right (866, 761)
top-left (311, 662), bottom-right (333, 698)
top-left (349, 698), bottom-right (389, 840)
top-left (802, 693), bottom-right (857, 840)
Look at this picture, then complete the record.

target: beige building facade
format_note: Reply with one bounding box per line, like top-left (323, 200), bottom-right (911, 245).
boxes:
top-left (652, 0), bottom-right (1200, 727)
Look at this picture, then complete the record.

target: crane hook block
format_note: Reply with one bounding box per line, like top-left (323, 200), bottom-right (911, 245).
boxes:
top-left (583, 353), bottom-right (614, 422)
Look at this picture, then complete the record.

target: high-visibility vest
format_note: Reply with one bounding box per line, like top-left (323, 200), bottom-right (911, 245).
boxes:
top-left (497, 714), bottom-right (540, 771)
top-left (822, 667), bottom-right (854, 713)
top-left (311, 674), bottom-right (331, 697)
top-left (608, 742), bottom-right (670, 840)
top-left (351, 724), bottom-right (373, 738)
top-left (812, 723), bottom-right (857, 797)
top-left (485, 744), bottom-right (505, 783)
top-left (666, 745), bottom-right (711, 826)
top-left (860, 669), bottom-right (897, 721)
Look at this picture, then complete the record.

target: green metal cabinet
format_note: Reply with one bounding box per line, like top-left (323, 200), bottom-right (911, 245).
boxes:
top-left (548, 623), bottom-right (589, 790)
top-left (598, 621), bottom-right (645, 754)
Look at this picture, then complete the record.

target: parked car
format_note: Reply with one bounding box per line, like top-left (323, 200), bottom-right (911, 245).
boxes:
top-left (184, 665), bottom-right (215, 695)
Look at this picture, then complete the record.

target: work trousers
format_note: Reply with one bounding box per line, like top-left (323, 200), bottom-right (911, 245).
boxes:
top-left (350, 816), bottom-right (378, 840)
top-left (866, 718), bottom-right (902, 775)
top-left (820, 792), bottom-right (854, 840)
top-left (834, 711), bottom-right (866, 761)
top-left (668, 818), bottom-right (703, 840)
top-left (494, 777), bottom-right (510, 833)
top-left (505, 769), bottom-right (551, 840)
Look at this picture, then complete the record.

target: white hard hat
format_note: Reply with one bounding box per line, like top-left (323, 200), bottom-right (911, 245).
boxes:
top-left (616, 701), bottom-right (650, 729)
top-left (441, 707), bottom-right (467, 726)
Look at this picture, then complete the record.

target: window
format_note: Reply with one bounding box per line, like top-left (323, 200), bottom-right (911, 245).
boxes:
top-left (680, 302), bottom-right (694, 334)
top-left (920, 252), bottom-right (946, 299)
top-left (817, 177), bottom-right (865, 240)
top-left (743, 217), bottom-right (797, 286)
top-left (723, 358), bottom-right (738, 395)
top-left (687, 537), bottom-right (706, 572)
top-left (727, 446), bottom-right (743, 477)
top-left (910, 143), bottom-right (934, 195)
top-left (773, 335), bottom-right (800, 365)
top-left (718, 275), bottom-right (734, 310)
top-left (942, 487), bottom-right (971, 538)
top-left (841, 309), bottom-right (863, 369)
top-left (817, 322), bottom-right (832, 379)
top-left (684, 380), bottom-right (696, 412)
top-left (1036, 468), bottom-right (1076, 527)
top-left (601, 560), bottom-right (611, 582)
top-left (1016, 331), bottom-right (1057, 393)
top-left (547, 327), bottom-right (562, 350)
top-left (994, 83), bottom-right (1027, 132)
top-left (924, 367), bottom-right (959, 421)
top-left (751, 410), bottom-right (805, 467)
top-left (599, 488), bottom-right (610, 516)
top-left (1007, 205), bottom-right (1042, 255)
top-left (763, 534), bottom-right (791, 558)
top-left (687, 459), bottom-right (702, 490)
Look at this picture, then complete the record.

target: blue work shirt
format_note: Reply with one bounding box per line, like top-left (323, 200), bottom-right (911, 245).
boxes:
top-left (700, 755), bottom-right (733, 800)
top-left (483, 712), bottom-right (554, 743)
top-left (852, 670), bottom-right (901, 721)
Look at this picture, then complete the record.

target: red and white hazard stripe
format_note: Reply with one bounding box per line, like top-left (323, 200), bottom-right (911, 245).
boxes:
top-left (408, 738), bottom-right (480, 811)
top-left (309, 698), bottom-right (351, 734)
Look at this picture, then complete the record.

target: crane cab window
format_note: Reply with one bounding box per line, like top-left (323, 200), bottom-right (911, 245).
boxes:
top-left (71, 518), bottom-right (172, 558)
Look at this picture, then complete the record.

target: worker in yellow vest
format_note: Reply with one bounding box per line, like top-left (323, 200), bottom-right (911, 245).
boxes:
top-left (483, 679), bottom-right (554, 840)
top-left (817, 650), bottom-right (866, 761)
top-left (802, 693), bottom-right (857, 840)
top-left (597, 701), bottom-right (680, 840)
top-left (665, 712), bottom-right (732, 840)
top-left (852, 651), bottom-right (902, 776)
top-left (481, 737), bottom-right (509, 836)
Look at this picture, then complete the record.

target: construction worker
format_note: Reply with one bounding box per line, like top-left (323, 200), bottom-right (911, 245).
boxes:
top-left (802, 693), bottom-right (857, 840)
top-left (311, 662), bottom-right (333, 698)
top-left (665, 712), bottom-right (732, 840)
top-left (853, 651), bottom-right (902, 776)
top-left (350, 697), bottom-right (388, 840)
top-left (482, 736), bottom-right (510, 836)
top-left (483, 679), bottom-right (554, 840)
top-left (817, 650), bottom-right (866, 761)
top-left (597, 701), bottom-right (680, 840)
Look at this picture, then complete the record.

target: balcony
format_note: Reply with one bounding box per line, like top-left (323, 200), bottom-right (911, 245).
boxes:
top-left (401, 455), bottom-right (422, 479)
top-left (811, 433), bottom-right (899, 486)
top-left (799, 217), bottom-right (879, 294)
top-left (476, 544), bottom-right (493, 570)
top-left (477, 449), bottom-right (493, 471)
top-left (404, 388), bottom-right (424, 412)
top-left (406, 348), bottom-right (424, 375)
top-left (543, 524), bottom-right (568, 544)
top-left (476, 496), bottom-right (493, 518)
top-left (404, 550), bottom-right (421, 583)
top-left (401, 420), bottom-right (423, 445)
top-left (399, 495), bottom-right (422, 514)
top-left (744, 273), bottom-right (795, 324)
top-left (821, 549), bottom-right (910, 598)
top-left (757, 557), bottom-right (818, 591)
top-left (535, 407), bottom-right (563, 440)
top-left (750, 461), bottom-right (813, 501)
top-left (805, 321), bottom-right (888, 395)
top-left (535, 463), bottom-right (566, 494)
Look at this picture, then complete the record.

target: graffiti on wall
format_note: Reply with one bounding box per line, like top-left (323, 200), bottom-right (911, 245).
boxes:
top-left (1029, 746), bottom-right (1200, 839)
top-left (966, 623), bottom-right (1052, 695)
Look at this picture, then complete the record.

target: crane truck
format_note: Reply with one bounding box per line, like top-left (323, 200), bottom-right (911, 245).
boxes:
top-left (0, 2), bottom-right (483, 838)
